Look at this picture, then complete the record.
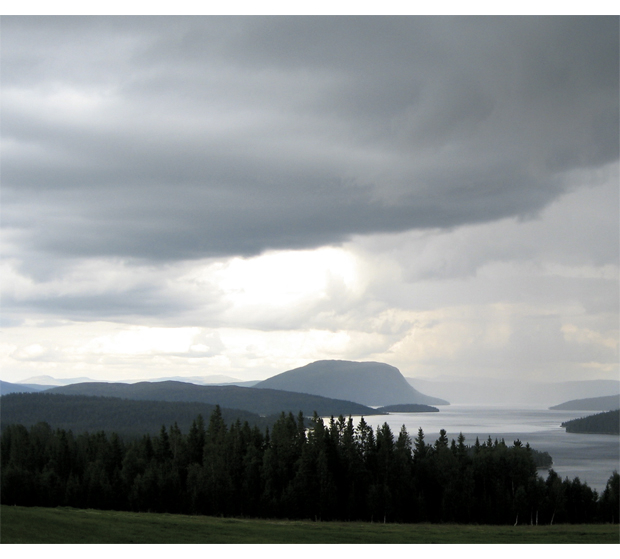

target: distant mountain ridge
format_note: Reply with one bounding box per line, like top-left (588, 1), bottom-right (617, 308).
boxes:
top-left (255, 360), bottom-right (449, 406)
top-left (0, 380), bottom-right (47, 395)
top-left (44, 380), bottom-right (382, 417)
top-left (18, 375), bottom-right (100, 386)
top-left (16, 373), bottom-right (259, 388)
top-left (128, 374), bottom-right (249, 385)
top-left (409, 377), bottom-right (620, 406)
top-left (550, 394), bottom-right (620, 411)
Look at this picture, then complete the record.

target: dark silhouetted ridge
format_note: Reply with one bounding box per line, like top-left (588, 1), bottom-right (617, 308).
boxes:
top-left (44, 380), bottom-right (380, 417)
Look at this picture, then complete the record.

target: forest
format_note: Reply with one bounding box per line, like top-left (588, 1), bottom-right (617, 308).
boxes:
top-left (2, 407), bottom-right (618, 525)
top-left (561, 409), bottom-right (620, 435)
top-left (0, 392), bottom-right (275, 437)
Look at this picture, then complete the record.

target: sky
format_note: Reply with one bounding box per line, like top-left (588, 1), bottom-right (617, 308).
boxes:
top-left (1, 15), bottom-right (618, 386)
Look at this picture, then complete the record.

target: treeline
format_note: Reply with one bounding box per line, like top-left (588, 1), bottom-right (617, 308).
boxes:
top-left (0, 393), bottom-right (274, 437)
top-left (1, 408), bottom-right (618, 525)
top-left (561, 409), bottom-right (620, 435)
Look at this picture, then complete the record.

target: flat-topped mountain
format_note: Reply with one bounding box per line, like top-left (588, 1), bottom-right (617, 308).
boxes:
top-left (254, 360), bottom-right (449, 407)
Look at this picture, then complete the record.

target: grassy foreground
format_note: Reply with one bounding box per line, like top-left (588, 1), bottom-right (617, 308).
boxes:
top-left (1, 505), bottom-right (618, 544)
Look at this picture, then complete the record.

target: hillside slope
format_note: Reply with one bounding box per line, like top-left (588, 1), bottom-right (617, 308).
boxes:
top-left (0, 380), bottom-right (45, 395)
top-left (255, 360), bottom-right (449, 406)
top-left (0, 392), bottom-right (268, 436)
top-left (550, 394), bottom-right (620, 411)
top-left (45, 380), bottom-right (380, 417)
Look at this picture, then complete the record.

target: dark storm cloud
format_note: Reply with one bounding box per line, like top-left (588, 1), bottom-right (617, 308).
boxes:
top-left (2, 286), bottom-right (192, 323)
top-left (2, 16), bottom-right (618, 262)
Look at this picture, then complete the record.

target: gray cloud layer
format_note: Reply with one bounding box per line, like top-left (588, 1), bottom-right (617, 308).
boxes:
top-left (2, 16), bottom-right (619, 265)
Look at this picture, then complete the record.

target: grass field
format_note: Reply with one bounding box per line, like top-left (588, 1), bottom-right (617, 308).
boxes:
top-left (1, 505), bottom-right (619, 544)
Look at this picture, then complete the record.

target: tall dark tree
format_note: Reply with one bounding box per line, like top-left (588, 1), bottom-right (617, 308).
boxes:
top-left (187, 414), bottom-right (206, 465)
top-left (599, 471), bottom-right (619, 524)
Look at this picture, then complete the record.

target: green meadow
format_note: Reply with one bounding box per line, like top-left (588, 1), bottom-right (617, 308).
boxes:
top-left (1, 505), bottom-right (618, 544)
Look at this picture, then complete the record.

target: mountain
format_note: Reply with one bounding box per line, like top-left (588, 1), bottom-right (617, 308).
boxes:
top-left (254, 360), bottom-right (449, 407)
top-left (409, 377), bottom-right (620, 406)
top-left (550, 394), bottom-right (620, 411)
top-left (130, 374), bottom-right (246, 385)
top-left (218, 380), bottom-right (260, 387)
top-left (19, 373), bottom-right (260, 388)
top-left (44, 380), bottom-right (381, 417)
top-left (0, 380), bottom-right (47, 395)
top-left (18, 375), bottom-right (98, 387)
top-left (155, 376), bottom-right (261, 387)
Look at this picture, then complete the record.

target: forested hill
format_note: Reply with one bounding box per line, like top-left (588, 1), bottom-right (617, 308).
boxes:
top-left (550, 394), bottom-right (620, 411)
top-left (255, 360), bottom-right (449, 406)
top-left (44, 381), bottom-right (380, 417)
top-left (0, 380), bottom-right (44, 395)
top-left (0, 393), bottom-right (271, 437)
top-left (561, 410), bottom-right (620, 435)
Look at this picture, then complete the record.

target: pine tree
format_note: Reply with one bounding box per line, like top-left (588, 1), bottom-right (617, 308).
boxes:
top-left (154, 425), bottom-right (172, 463)
top-left (187, 414), bottom-right (206, 465)
top-left (413, 427), bottom-right (428, 460)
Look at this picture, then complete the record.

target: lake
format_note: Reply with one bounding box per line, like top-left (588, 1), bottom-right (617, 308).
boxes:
top-left (358, 404), bottom-right (620, 493)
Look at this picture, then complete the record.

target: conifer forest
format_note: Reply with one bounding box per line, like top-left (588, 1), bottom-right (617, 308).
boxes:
top-left (2, 407), bottom-right (618, 525)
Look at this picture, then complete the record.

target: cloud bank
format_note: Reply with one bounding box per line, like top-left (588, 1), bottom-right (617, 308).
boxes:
top-left (3, 17), bottom-right (617, 262)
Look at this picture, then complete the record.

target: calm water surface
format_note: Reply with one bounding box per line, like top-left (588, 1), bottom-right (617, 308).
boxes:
top-left (355, 404), bottom-right (620, 492)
